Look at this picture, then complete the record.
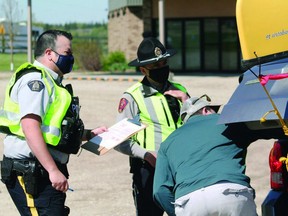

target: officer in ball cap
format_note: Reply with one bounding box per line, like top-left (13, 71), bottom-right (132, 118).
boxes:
top-left (114, 37), bottom-right (190, 216)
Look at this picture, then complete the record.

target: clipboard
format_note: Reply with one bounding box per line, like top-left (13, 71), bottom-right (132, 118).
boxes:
top-left (81, 116), bottom-right (147, 155)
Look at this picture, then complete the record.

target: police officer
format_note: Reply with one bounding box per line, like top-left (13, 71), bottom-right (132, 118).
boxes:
top-left (115, 37), bottom-right (190, 216)
top-left (0, 30), bottom-right (107, 216)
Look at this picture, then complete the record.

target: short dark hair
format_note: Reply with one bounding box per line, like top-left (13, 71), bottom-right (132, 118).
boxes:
top-left (34, 30), bottom-right (73, 59)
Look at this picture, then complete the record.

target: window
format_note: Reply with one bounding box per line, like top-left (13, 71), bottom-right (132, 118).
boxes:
top-left (166, 21), bottom-right (182, 70)
top-left (152, 17), bottom-right (240, 73)
top-left (204, 19), bottom-right (219, 71)
top-left (185, 20), bottom-right (201, 70)
top-left (221, 19), bottom-right (239, 71)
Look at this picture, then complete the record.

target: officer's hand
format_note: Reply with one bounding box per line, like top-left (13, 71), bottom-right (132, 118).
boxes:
top-left (144, 151), bottom-right (157, 167)
top-left (164, 90), bottom-right (189, 103)
top-left (49, 169), bottom-right (69, 192)
top-left (91, 126), bottom-right (108, 137)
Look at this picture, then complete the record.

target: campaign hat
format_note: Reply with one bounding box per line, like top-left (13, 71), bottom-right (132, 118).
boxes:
top-left (128, 37), bottom-right (176, 67)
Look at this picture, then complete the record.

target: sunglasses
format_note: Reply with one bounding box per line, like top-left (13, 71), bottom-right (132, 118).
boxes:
top-left (192, 94), bottom-right (211, 105)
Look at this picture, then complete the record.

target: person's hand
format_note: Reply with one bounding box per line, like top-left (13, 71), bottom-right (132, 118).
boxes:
top-left (164, 90), bottom-right (189, 103)
top-left (91, 126), bottom-right (108, 137)
top-left (144, 151), bottom-right (157, 167)
top-left (49, 169), bottom-right (69, 192)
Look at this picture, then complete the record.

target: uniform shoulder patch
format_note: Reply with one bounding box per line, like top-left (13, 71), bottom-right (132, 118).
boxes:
top-left (27, 80), bottom-right (45, 92)
top-left (118, 98), bottom-right (128, 113)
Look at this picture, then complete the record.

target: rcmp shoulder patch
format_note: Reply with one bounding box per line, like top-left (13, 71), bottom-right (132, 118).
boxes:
top-left (118, 98), bottom-right (128, 113)
top-left (27, 80), bottom-right (45, 92)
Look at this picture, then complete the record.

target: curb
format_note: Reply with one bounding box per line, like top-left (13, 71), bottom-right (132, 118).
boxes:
top-left (64, 76), bottom-right (142, 82)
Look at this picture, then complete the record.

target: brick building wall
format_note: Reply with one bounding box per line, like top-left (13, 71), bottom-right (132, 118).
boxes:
top-left (108, 0), bottom-right (152, 64)
top-left (152, 0), bottom-right (236, 18)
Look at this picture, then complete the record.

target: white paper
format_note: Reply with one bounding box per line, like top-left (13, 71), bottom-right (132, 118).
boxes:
top-left (81, 118), bottom-right (146, 155)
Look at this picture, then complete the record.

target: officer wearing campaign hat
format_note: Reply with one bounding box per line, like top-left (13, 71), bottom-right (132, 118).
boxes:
top-left (128, 37), bottom-right (176, 67)
top-left (115, 37), bottom-right (190, 216)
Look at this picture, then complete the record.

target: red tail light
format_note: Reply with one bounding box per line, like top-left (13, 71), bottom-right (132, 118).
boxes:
top-left (269, 141), bottom-right (284, 190)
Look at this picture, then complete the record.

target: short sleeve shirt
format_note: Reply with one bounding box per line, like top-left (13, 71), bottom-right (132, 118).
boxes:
top-left (4, 61), bottom-right (69, 163)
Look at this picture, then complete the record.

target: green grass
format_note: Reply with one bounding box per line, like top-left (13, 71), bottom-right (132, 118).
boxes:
top-left (0, 52), bottom-right (94, 72)
top-left (0, 53), bottom-right (28, 72)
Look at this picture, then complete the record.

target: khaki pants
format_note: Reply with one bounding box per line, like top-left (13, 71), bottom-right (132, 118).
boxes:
top-left (174, 182), bottom-right (257, 216)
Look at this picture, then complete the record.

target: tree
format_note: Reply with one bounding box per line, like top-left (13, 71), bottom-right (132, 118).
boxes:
top-left (0, 24), bottom-right (5, 53)
top-left (2, 0), bottom-right (20, 71)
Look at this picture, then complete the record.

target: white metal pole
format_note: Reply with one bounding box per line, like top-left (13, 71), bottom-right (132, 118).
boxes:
top-left (158, 0), bottom-right (165, 46)
top-left (27, 0), bottom-right (32, 62)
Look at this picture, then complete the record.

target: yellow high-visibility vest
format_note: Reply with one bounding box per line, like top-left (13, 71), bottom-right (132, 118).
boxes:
top-left (126, 82), bottom-right (187, 151)
top-left (0, 62), bottom-right (71, 146)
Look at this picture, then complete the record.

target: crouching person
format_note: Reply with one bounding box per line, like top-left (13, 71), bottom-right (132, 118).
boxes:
top-left (153, 95), bottom-right (286, 216)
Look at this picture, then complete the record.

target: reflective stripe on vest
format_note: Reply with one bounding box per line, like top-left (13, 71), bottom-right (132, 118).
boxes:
top-left (126, 82), bottom-right (187, 151)
top-left (0, 62), bottom-right (71, 146)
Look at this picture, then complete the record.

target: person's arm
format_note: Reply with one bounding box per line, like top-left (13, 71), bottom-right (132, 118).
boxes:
top-left (114, 93), bottom-right (149, 159)
top-left (17, 72), bottom-right (68, 192)
top-left (153, 147), bottom-right (175, 215)
top-left (21, 114), bottom-right (68, 192)
top-left (164, 89), bottom-right (189, 103)
top-left (164, 82), bottom-right (190, 103)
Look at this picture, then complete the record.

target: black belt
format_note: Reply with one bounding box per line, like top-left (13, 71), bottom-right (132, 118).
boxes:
top-left (3, 156), bottom-right (68, 178)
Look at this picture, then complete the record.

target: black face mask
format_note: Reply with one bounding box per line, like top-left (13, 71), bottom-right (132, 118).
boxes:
top-left (52, 50), bottom-right (74, 74)
top-left (148, 65), bottom-right (170, 84)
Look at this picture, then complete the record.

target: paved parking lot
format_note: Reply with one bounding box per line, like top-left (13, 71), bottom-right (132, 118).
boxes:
top-left (0, 72), bottom-right (273, 215)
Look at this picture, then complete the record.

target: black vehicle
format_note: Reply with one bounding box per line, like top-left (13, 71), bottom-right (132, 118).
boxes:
top-left (219, 0), bottom-right (288, 213)
top-left (219, 56), bottom-right (288, 216)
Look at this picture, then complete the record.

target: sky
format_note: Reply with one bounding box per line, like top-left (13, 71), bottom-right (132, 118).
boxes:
top-left (0, 0), bottom-right (108, 24)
